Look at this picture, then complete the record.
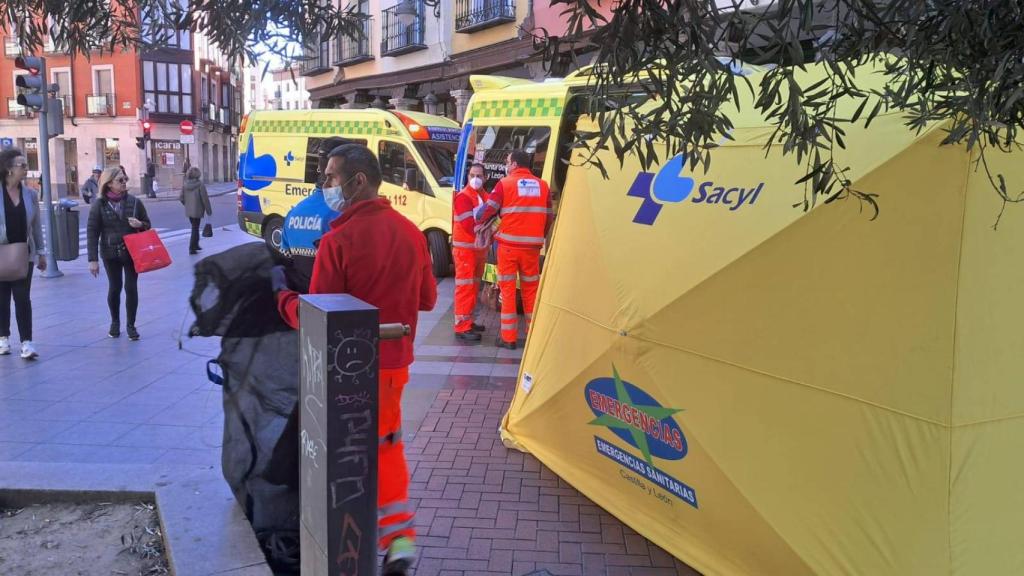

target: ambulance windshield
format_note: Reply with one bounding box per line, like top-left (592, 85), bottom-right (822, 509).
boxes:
top-left (414, 141), bottom-right (457, 187)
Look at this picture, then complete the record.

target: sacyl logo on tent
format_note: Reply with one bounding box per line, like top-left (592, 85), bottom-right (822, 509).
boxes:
top-left (626, 154), bottom-right (766, 225)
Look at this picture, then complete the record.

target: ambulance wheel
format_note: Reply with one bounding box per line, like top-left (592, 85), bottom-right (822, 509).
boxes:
top-left (427, 230), bottom-right (452, 278)
top-left (263, 217), bottom-right (284, 255)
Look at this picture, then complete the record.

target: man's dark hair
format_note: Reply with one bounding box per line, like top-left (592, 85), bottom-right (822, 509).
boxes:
top-left (317, 137), bottom-right (353, 177)
top-left (509, 150), bottom-right (531, 169)
top-left (0, 148), bottom-right (24, 181)
top-left (318, 136), bottom-right (352, 156)
top-left (328, 143), bottom-right (382, 187)
top-left (469, 162), bottom-right (486, 173)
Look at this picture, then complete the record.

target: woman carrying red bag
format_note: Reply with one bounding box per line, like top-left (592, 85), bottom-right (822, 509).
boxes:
top-left (87, 166), bottom-right (151, 340)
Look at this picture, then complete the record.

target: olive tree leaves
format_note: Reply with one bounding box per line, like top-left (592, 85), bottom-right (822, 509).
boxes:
top-left (554, 0), bottom-right (1024, 222)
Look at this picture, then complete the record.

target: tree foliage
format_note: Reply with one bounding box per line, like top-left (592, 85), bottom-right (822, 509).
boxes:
top-left (554, 0), bottom-right (1024, 220)
top-left (0, 0), bottom-right (362, 71)
top-left (5, 0), bottom-right (1023, 218)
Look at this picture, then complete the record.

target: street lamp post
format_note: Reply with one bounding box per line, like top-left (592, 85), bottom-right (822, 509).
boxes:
top-left (143, 99), bottom-right (155, 198)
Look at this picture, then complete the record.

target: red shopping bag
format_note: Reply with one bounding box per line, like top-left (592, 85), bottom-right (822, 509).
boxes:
top-left (123, 229), bottom-right (172, 273)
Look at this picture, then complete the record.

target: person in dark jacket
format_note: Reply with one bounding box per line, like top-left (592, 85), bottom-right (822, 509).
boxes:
top-left (87, 166), bottom-right (151, 340)
top-left (81, 167), bottom-right (101, 204)
top-left (180, 166), bottom-right (212, 254)
top-left (0, 148), bottom-right (45, 359)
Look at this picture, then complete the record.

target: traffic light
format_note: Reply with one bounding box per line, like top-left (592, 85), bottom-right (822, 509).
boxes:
top-left (137, 119), bottom-right (152, 149)
top-left (14, 56), bottom-right (46, 111)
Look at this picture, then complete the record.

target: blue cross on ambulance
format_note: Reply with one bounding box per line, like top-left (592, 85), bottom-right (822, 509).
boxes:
top-left (236, 108), bottom-right (461, 276)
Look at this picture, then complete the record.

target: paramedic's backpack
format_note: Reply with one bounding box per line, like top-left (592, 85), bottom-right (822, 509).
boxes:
top-left (188, 242), bottom-right (302, 575)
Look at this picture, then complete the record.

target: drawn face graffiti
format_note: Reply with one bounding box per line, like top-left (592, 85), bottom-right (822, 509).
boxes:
top-left (333, 337), bottom-right (376, 376)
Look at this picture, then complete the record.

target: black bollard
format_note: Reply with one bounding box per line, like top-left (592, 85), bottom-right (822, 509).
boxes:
top-left (299, 294), bottom-right (380, 575)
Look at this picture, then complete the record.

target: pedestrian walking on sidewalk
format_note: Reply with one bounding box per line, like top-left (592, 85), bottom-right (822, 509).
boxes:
top-left (273, 144), bottom-right (437, 575)
top-left (0, 148), bottom-right (45, 360)
top-left (86, 166), bottom-right (151, 341)
top-left (180, 167), bottom-right (212, 255)
top-left (81, 167), bottom-right (101, 204)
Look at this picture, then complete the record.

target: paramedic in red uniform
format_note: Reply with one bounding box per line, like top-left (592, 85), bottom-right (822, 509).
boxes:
top-left (274, 144), bottom-right (436, 575)
top-left (475, 150), bottom-right (552, 350)
top-left (451, 162), bottom-right (489, 342)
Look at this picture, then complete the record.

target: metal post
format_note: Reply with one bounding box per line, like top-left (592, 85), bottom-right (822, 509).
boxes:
top-left (298, 294), bottom-right (380, 575)
top-left (143, 101), bottom-right (155, 198)
top-left (37, 84), bottom-right (61, 278)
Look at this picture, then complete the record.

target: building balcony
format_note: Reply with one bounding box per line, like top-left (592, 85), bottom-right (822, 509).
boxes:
top-left (87, 93), bottom-right (115, 116)
top-left (300, 40), bottom-right (332, 76)
top-left (335, 16), bottom-right (374, 66)
top-left (381, 4), bottom-right (426, 57)
top-left (455, 0), bottom-right (516, 33)
top-left (43, 37), bottom-right (67, 54)
top-left (58, 94), bottom-right (73, 117)
top-left (7, 97), bottom-right (33, 119)
top-left (4, 36), bottom-right (21, 57)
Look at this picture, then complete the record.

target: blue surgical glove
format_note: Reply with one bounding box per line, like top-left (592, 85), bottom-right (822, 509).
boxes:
top-left (269, 265), bottom-right (289, 293)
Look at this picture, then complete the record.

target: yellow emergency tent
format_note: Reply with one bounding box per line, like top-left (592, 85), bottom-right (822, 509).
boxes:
top-left (500, 60), bottom-right (1024, 575)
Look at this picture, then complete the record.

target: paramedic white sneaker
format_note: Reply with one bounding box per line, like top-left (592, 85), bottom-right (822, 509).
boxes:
top-left (20, 341), bottom-right (38, 360)
top-left (0, 336), bottom-right (9, 355)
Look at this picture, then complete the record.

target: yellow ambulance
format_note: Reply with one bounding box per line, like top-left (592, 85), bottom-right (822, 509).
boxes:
top-left (453, 72), bottom-right (592, 290)
top-left (236, 108), bottom-right (461, 276)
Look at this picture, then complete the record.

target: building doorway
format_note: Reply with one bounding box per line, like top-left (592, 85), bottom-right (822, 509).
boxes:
top-left (63, 139), bottom-right (78, 197)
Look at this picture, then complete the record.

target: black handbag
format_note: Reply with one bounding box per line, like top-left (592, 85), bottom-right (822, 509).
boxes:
top-left (202, 222), bottom-right (213, 238)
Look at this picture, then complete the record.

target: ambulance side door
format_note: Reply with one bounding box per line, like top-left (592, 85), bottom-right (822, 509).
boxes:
top-left (377, 139), bottom-right (427, 228)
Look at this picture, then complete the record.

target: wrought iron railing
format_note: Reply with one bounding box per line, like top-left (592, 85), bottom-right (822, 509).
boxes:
top-left (86, 93), bottom-right (114, 116)
top-left (7, 97), bottom-right (29, 118)
top-left (4, 36), bottom-right (22, 57)
top-left (381, 3), bottom-right (426, 57)
top-left (455, 0), bottom-right (516, 33)
top-left (335, 16), bottom-right (374, 65)
top-left (58, 94), bottom-right (73, 117)
top-left (300, 36), bottom-right (332, 75)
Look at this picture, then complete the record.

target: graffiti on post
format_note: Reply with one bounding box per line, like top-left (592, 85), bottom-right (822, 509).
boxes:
top-left (329, 408), bottom-right (373, 509)
top-left (335, 512), bottom-right (363, 576)
top-left (301, 334), bottom-right (327, 476)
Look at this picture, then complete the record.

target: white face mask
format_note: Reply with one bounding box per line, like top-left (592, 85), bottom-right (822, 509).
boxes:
top-left (323, 186), bottom-right (344, 212)
top-left (469, 177), bottom-right (484, 190)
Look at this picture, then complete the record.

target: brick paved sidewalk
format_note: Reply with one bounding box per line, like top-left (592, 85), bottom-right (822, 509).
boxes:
top-left (404, 386), bottom-right (698, 576)
top-left (404, 306), bottom-right (699, 576)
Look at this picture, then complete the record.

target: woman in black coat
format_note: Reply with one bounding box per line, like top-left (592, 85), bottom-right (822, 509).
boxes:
top-left (86, 166), bottom-right (151, 340)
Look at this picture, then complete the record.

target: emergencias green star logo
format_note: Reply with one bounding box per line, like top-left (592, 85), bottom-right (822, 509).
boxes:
top-left (587, 365), bottom-right (684, 465)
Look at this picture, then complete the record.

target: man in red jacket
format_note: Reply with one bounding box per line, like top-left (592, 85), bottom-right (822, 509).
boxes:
top-left (275, 144), bottom-right (437, 575)
top-left (451, 162), bottom-right (489, 342)
top-left (475, 150), bottom-right (552, 349)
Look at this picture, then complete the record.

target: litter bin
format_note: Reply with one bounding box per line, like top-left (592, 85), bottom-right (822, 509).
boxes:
top-left (40, 199), bottom-right (80, 261)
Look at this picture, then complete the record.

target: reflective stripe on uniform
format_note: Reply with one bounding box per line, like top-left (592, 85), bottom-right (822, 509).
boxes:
top-left (379, 428), bottom-right (403, 445)
top-left (496, 274), bottom-right (517, 282)
top-left (379, 517), bottom-right (416, 539)
top-left (500, 313), bottom-right (517, 320)
top-left (500, 206), bottom-right (550, 215)
top-left (454, 211), bottom-right (473, 221)
top-left (520, 274), bottom-right (540, 282)
top-left (485, 199), bottom-right (500, 211)
top-left (379, 501), bottom-right (413, 519)
top-left (452, 241), bottom-right (476, 249)
top-left (497, 232), bottom-right (545, 244)
top-left (455, 314), bottom-right (473, 322)
top-left (455, 278), bottom-right (476, 286)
